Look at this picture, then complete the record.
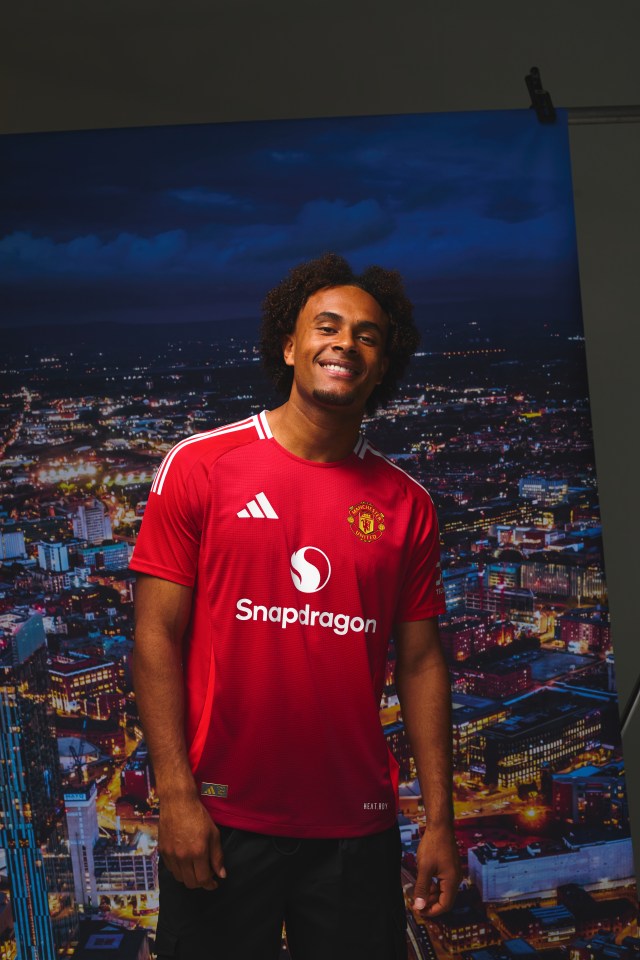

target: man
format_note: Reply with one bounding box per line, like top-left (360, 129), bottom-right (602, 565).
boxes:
top-left (131, 253), bottom-right (460, 960)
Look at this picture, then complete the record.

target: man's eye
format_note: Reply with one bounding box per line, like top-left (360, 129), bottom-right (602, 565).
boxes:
top-left (320, 326), bottom-right (336, 334)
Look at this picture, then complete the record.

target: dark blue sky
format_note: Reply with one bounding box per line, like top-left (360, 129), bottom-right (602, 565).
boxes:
top-left (1, 109), bottom-right (582, 330)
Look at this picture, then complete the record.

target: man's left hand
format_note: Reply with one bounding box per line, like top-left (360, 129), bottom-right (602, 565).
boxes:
top-left (412, 823), bottom-right (461, 919)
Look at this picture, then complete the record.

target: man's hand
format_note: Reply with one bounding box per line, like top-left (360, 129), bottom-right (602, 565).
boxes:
top-left (412, 824), bottom-right (461, 919)
top-left (159, 792), bottom-right (226, 890)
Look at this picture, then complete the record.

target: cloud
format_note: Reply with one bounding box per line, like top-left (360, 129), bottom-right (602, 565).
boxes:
top-left (229, 198), bottom-right (395, 263)
top-left (0, 229), bottom-right (188, 279)
top-left (483, 188), bottom-right (556, 224)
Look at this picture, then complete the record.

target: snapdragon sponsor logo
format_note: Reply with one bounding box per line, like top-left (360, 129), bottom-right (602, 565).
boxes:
top-left (235, 598), bottom-right (377, 636)
top-left (235, 544), bottom-right (376, 635)
top-left (290, 546), bottom-right (331, 593)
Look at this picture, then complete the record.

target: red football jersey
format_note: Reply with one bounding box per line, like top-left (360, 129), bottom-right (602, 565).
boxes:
top-left (130, 411), bottom-right (446, 838)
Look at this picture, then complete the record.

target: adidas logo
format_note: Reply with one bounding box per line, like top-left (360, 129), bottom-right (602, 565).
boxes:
top-left (237, 491), bottom-right (279, 519)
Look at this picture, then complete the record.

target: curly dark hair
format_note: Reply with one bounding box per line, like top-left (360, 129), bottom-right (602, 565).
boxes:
top-left (260, 253), bottom-right (420, 415)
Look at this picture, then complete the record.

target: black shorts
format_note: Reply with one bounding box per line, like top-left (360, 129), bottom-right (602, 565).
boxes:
top-left (154, 823), bottom-right (407, 960)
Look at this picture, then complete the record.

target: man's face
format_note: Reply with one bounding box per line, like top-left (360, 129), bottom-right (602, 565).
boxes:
top-left (283, 285), bottom-right (389, 414)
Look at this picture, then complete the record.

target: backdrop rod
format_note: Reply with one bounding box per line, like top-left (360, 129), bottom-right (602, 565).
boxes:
top-left (525, 67), bottom-right (640, 125)
top-left (567, 105), bottom-right (640, 125)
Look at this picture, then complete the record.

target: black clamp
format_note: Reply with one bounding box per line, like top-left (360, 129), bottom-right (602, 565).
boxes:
top-left (525, 67), bottom-right (557, 124)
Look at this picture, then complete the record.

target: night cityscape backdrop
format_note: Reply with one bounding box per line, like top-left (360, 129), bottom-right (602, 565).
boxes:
top-left (0, 110), bottom-right (637, 959)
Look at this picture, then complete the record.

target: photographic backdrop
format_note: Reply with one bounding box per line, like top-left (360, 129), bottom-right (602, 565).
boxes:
top-left (1, 110), bottom-right (637, 959)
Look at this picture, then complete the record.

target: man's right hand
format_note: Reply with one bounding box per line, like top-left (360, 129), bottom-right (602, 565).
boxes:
top-left (158, 792), bottom-right (226, 890)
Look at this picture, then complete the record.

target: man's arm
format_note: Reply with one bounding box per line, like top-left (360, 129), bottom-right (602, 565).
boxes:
top-left (394, 617), bottom-right (461, 917)
top-left (132, 573), bottom-right (225, 889)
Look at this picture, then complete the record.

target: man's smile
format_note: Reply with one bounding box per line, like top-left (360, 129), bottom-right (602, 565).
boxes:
top-left (317, 359), bottom-right (360, 378)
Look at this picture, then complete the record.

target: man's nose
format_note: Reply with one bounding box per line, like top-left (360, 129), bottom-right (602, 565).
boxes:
top-left (334, 329), bottom-right (357, 352)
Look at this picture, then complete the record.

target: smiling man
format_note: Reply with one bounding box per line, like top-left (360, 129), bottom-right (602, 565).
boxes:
top-left (131, 253), bottom-right (460, 960)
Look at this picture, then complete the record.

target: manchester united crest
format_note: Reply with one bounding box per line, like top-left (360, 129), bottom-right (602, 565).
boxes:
top-left (347, 501), bottom-right (386, 542)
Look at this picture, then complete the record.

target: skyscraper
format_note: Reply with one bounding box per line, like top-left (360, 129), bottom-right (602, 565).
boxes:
top-left (0, 612), bottom-right (78, 959)
top-left (64, 783), bottom-right (99, 906)
top-left (72, 500), bottom-right (112, 545)
top-left (0, 530), bottom-right (26, 562)
top-left (37, 541), bottom-right (70, 573)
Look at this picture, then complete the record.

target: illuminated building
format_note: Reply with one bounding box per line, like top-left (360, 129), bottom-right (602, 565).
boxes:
top-left (465, 585), bottom-right (535, 629)
top-left (443, 566), bottom-right (479, 611)
top-left (440, 616), bottom-right (491, 663)
top-left (121, 742), bottom-right (153, 803)
top-left (469, 689), bottom-right (613, 788)
top-left (398, 780), bottom-right (421, 817)
top-left (102, 635), bottom-right (135, 689)
top-left (49, 653), bottom-right (118, 713)
top-left (557, 884), bottom-right (636, 940)
top-left (557, 608), bottom-right (611, 654)
top-left (72, 500), bottom-right (112, 545)
top-left (383, 722), bottom-right (413, 781)
top-left (494, 525), bottom-right (549, 549)
top-left (76, 541), bottom-right (130, 572)
top-left (451, 694), bottom-right (509, 770)
top-left (0, 612), bottom-right (77, 958)
top-left (64, 783), bottom-right (99, 905)
top-left (37, 540), bottom-right (70, 573)
top-left (519, 477), bottom-right (569, 505)
top-left (568, 932), bottom-right (640, 959)
top-left (500, 904), bottom-right (577, 948)
top-left (56, 714), bottom-right (125, 756)
top-left (0, 530), bottom-right (26, 561)
top-left (93, 833), bottom-right (158, 894)
top-left (92, 572), bottom-right (136, 604)
top-left (443, 503), bottom-right (535, 536)
top-left (520, 561), bottom-right (607, 600)
top-left (552, 761), bottom-right (628, 827)
top-left (486, 563), bottom-right (520, 589)
top-left (64, 587), bottom-right (104, 617)
top-left (56, 713), bottom-right (125, 754)
top-left (520, 560), bottom-right (573, 596)
top-left (464, 939), bottom-right (538, 959)
top-left (431, 905), bottom-right (502, 954)
top-left (452, 661), bottom-right (532, 699)
top-left (468, 834), bottom-right (635, 902)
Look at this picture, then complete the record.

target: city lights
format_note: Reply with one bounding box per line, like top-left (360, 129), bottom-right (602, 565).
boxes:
top-left (0, 327), bottom-right (636, 959)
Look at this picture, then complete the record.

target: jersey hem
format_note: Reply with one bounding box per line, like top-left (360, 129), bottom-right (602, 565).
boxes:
top-left (128, 559), bottom-right (195, 588)
top-left (203, 803), bottom-right (398, 839)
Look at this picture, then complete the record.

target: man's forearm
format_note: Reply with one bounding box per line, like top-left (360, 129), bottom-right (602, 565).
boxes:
top-left (394, 621), bottom-right (454, 827)
top-left (132, 626), bottom-right (197, 800)
top-left (132, 574), bottom-right (197, 800)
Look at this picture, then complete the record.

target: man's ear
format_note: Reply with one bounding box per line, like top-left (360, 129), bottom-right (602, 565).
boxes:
top-left (283, 333), bottom-right (295, 367)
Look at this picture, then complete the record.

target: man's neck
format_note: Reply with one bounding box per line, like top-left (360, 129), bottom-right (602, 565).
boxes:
top-left (266, 396), bottom-right (364, 463)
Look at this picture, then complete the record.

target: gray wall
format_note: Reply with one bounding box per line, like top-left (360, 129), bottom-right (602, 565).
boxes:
top-left (3, 0), bottom-right (639, 849)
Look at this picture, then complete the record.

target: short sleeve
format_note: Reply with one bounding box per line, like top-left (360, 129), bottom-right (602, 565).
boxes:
top-left (394, 492), bottom-right (446, 623)
top-left (129, 445), bottom-right (206, 587)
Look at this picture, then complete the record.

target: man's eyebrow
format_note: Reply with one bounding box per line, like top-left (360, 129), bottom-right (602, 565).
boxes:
top-left (314, 311), bottom-right (385, 332)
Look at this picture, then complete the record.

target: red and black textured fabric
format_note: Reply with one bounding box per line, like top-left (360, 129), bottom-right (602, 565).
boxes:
top-left (131, 412), bottom-right (446, 839)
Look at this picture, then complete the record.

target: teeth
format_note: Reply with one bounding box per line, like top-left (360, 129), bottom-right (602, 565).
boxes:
top-left (323, 363), bottom-right (354, 373)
